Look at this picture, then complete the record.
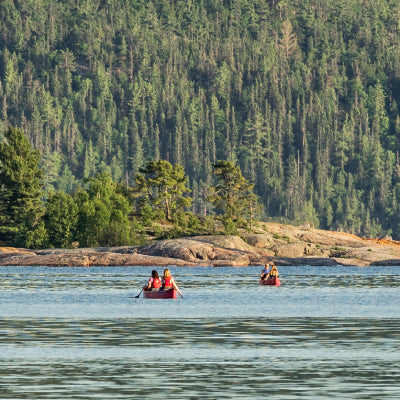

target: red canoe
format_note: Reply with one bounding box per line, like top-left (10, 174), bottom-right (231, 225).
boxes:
top-left (259, 277), bottom-right (281, 286)
top-left (143, 289), bottom-right (178, 299)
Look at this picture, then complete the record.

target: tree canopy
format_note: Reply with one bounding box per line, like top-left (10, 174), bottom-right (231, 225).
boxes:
top-left (0, 126), bottom-right (45, 247)
top-left (2, 1), bottom-right (400, 238)
top-left (134, 160), bottom-right (192, 222)
top-left (208, 160), bottom-right (260, 231)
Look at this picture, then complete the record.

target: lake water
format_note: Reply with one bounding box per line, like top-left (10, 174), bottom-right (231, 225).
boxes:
top-left (0, 265), bottom-right (399, 399)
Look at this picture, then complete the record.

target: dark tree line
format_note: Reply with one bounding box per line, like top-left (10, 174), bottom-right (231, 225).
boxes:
top-left (0, 127), bottom-right (257, 248)
top-left (1, 1), bottom-right (400, 238)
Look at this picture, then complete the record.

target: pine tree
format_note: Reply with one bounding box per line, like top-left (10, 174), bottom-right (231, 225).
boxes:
top-left (207, 160), bottom-right (260, 230)
top-left (134, 160), bottom-right (192, 221)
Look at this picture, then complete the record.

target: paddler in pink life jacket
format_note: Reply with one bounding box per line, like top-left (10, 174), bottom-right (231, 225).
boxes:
top-left (144, 270), bottom-right (162, 291)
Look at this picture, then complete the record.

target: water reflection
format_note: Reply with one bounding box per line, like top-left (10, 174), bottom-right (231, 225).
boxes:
top-left (1, 317), bottom-right (399, 350)
top-left (1, 358), bottom-right (400, 399)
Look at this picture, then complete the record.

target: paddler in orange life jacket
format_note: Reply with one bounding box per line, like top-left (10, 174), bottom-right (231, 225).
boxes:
top-left (162, 269), bottom-right (184, 298)
top-left (162, 269), bottom-right (179, 290)
top-left (144, 270), bottom-right (162, 291)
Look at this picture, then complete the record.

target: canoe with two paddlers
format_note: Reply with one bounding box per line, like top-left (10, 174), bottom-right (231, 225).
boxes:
top-left (143, 288), bottom-right (178, 299)
top-left (259, 277), bottom-right (281, 286)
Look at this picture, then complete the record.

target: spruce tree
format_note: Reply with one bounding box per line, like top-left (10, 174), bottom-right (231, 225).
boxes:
top-left (0, 126), bottom-right (46, 247)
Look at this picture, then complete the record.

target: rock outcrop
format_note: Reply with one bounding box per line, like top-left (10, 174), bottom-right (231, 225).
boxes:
top-left (2, 222), bottom-right (400, 267)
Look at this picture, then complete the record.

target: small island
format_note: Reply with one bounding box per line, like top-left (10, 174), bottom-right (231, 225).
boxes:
top-left (2, 3), bottom-right (400, 272)
top-left (2, 222), bottom-right (400, 268)
top-left (1, 132), bottom-right (400, 269)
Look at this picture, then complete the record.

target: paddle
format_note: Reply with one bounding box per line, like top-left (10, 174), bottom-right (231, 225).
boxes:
top-left (174, 283), bottom-right (183, 298)
top-left (134, 288), bottom-right (143, 298)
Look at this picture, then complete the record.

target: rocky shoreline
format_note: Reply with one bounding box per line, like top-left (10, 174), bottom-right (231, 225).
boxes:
top-left (1, 222), bottom-right (400, 267)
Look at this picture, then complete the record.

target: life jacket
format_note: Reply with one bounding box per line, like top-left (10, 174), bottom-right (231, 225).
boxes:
top-left (270, 269), bottom-right (278, 278)
top-left (151, 277), bottom-right (161, 289)
top-left (163, 276), bottom-right (173, 287)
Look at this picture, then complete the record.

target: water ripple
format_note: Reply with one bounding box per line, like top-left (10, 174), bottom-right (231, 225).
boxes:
top-left (1, 265), bottom-right (400, 399)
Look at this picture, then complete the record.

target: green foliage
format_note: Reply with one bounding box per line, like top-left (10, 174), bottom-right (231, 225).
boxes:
top-left (20, 221), bottom-right (47, 250)
top-left (0, 126), bottom-right (45, 247)
top-left (134, 160), bottom-right (192, 221)
top-left (140, 202), bottom-right (155, 227)
top-left (223, 218), bottom-right (239, 236)
top-left (44, 191), bottom-right (78, 248)
top-left (3, 1), bottom-right (400, 238)
top-left (273, 233), bottom-right (291, 243)
top-left (208, 160), bottom-right (260, 230)
top-left (74, 172), bottom-right (136, 247)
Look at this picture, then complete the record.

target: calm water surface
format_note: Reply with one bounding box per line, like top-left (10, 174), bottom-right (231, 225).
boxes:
top-left (0, 265), bottom-right (399, 399)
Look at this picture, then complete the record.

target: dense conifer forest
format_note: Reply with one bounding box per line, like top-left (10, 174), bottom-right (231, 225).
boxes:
top-left (1, 0), bottom-right (400, 244)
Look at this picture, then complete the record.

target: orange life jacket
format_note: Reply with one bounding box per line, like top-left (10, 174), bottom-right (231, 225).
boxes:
top-left (163, 276), bottom-right (173, 287)
top-left (152, 277), bottom-right (161, 289)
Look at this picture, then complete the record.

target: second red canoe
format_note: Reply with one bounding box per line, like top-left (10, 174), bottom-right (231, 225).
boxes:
top-left (259, 277), bottom-right (281, 286)
top-left (143, 289), bottom-right (178, 299)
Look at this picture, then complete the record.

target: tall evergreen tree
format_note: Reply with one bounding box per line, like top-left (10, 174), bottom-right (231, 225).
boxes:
top-left (207, 160), bottom-right (260, 230)
top-left (134, 160), bottom-right (192, 221)
top-left (0, 126), bottom-right (46, 247)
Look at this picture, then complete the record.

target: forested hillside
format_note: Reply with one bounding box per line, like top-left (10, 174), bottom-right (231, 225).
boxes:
top-left (1, 0), bottom-right (400, 238)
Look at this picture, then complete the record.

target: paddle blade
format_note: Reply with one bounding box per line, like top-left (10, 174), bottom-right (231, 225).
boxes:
top-left (174, 284), bottom-right (183, 298)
